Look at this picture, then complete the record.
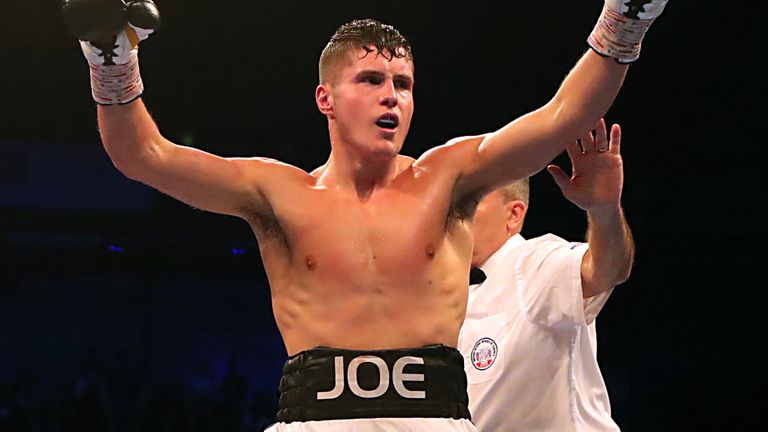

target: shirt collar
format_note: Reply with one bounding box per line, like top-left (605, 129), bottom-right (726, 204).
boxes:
top-left (477, 233), bottom-right (526, 277)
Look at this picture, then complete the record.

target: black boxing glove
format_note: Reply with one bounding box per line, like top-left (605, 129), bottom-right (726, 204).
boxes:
top-left (125, 0), bottom-right (161, 32)
top-left (62, 0), bottom-right (161, 41)
top-left (62, 0), bottom-right (127, 41)
top-left (63, 0), bottom-right (161, 104)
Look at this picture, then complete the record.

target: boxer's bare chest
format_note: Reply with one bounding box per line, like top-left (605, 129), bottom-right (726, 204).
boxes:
top-left (250, 166), bottom-right (471, 292)
top-left (245, 161), bottom-right (476, 352)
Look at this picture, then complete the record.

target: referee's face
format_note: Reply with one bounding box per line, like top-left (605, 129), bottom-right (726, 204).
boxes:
top-left (472, 190), bottom-right (512, 266)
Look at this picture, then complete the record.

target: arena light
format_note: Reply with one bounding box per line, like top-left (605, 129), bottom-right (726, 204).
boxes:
top-left (108, 245), bottom-right (124, 253)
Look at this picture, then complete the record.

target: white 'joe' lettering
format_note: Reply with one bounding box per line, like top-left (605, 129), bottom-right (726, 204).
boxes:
top-left (393, 356), bottom-right (426, 399)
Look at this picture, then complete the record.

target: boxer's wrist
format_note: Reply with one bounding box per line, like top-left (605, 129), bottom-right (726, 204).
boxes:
top-left (80, 26), bottom-right (150, 105)
top-left (63, 0), bottom-right (160, 106)
top-left (88, 53), bottom-right (143, 105)
top-left (587, 0), bottom-right (669, 64)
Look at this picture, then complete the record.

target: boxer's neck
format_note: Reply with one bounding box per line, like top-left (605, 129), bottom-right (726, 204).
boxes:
top-left (318, 150), bottom-right (411, 199)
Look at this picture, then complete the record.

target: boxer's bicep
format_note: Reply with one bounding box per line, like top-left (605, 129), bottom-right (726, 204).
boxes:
top-left (98, 101), bottom-right (291, 218)
top-left (145, 144), bottom-right (278, 216)
top-left (98, 99), bottom-right (279, 216)
top-left (453, 105), bottom-right (568, 197)
top-left (136, 142), bottom-right (276, 218)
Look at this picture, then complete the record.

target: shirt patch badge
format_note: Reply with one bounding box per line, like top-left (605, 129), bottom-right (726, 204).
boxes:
top-left (471, 337), bottom-right (498, 371)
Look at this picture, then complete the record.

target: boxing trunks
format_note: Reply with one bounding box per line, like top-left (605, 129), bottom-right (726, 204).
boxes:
top-left (265, 344), bottom-right (476, 431)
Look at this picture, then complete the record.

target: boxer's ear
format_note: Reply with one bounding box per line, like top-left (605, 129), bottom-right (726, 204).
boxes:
top-left (316, 84), bottom-right (335, 118)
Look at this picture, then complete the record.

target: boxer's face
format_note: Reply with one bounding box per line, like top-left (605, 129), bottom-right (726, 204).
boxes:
top-left (321, 47), bottom-right (414, 160)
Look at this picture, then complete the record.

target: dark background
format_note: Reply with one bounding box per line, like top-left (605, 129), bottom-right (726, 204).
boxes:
top-left (1, 1), bottom-right (763, 431)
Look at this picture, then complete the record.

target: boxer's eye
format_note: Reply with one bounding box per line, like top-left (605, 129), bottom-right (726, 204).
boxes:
top-left (394, 78), bottom-right (412, 90)
top-left (360, 74), bottom-right (384, 85)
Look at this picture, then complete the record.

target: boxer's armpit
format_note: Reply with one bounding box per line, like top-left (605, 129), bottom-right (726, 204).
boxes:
top-left (241, 193), bottom-right (290, 248)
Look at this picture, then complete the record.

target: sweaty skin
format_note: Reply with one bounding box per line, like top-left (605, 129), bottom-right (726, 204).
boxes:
top-left (254, 152), bottom-right (476, 356)
top-left (97, 46), bottom-right (627, 356)
top-left (243, 50), bottom-right (472, 354)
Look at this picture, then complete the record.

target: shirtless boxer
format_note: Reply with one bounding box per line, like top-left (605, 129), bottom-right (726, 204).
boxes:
top-left (63, 1), bottom-right (668, 430)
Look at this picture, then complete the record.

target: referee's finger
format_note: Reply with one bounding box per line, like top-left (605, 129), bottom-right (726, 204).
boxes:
top-left (609, 123), bottom-right (622, 154)
top-left (594, 118), bottom-right (608, 152)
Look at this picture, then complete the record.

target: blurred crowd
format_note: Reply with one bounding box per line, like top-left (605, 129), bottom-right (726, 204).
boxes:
top-left (0, 358), bottom-right (278, 432)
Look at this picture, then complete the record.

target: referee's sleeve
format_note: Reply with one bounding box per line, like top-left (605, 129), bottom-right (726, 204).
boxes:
top-left (516, 235), bottom-right (610, 328)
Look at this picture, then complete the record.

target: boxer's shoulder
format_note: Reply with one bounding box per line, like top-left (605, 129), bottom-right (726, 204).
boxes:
top-left (415, 134), bottom-right (488, 171)
top-left (239, 156), bottom-right (316, 189)
top-left (233, 157), bottom-right (313, 223)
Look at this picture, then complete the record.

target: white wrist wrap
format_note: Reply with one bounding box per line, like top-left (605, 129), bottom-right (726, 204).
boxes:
top-left (587, 0), bottom-right (668, 64)
top-left (80, 26), bottom-right (153, 105)
top-left (88, 54), bottom-right (144, 105)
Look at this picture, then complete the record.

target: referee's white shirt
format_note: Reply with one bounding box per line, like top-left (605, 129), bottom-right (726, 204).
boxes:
top-left (458, 234), bottom-right (619, 432)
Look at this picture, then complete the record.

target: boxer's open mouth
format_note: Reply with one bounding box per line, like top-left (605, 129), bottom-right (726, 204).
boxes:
top-left (376, 113), bottom-right (399, 130)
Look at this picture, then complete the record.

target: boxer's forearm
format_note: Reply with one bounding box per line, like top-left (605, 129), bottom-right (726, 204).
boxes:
top-left (547, 51), bottom-right (627, 144)
top-left (460, 1), bottom-right (669, 193)
top-left (487, 52), bottom-right (628, 175)
top-left (465, 53), bottom-right (626, 193)
top-left (581, 206), bottom-right (634, 298)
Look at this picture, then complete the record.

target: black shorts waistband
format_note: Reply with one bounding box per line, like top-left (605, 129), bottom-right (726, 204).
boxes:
top-left (276, 344), bottom-right (470, 422)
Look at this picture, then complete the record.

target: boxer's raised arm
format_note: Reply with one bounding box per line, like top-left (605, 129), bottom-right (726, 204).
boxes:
top-left (98, 101), bottom-right (282, 218)
top-left (66, 0), bottom-right (288, 218)
top-left (452, 1), bottom-right (668, 198)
